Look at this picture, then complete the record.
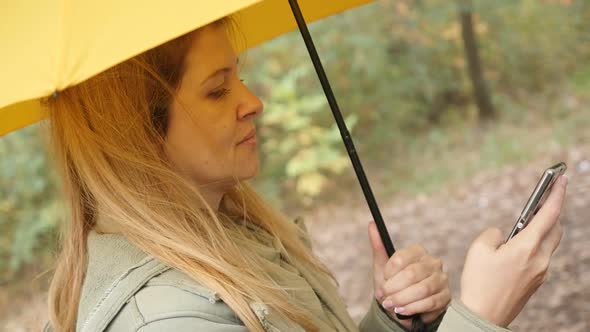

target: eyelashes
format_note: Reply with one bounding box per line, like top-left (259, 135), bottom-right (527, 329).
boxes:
top-left (207, 79), bottom-right (245, 100)
top-left (209, 88), bottom-right (231, 99)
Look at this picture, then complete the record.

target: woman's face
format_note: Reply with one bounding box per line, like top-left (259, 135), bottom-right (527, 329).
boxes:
top-left (165, 23), bottom-right (263, 191)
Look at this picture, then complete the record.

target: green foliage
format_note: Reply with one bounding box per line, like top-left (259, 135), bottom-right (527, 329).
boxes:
top-left (0, 126), bottom-right (61, 277)
top-left (570, 63), bottom-right (590, 96)
top-left (247, 65), bottom-right (357, 202)
top-left (244, 0), bottom-right (589, 204)
top-left (476, 0), bottom-right (590, 92)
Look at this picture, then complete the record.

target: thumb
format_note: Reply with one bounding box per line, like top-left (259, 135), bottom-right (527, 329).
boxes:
top-left (368, 221), bottom-right (389, 273)
top-left (473, 227), bottom-right (504, 250)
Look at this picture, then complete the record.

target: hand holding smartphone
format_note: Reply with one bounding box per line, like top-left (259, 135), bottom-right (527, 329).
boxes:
top-left (461, 164), bottom-right (567, 327)
top-left (506, 162), bottom-right (567, 243)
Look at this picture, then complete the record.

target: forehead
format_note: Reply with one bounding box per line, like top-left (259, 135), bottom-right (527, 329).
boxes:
top-left (183, 24), bottom-right (237, 78)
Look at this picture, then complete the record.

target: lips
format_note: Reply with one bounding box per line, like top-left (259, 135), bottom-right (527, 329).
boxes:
top-left (238, 128), bottom-right (257, 145)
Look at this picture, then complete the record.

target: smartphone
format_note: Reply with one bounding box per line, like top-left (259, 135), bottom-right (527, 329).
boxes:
top-left (505, 162), bottom-right (567, 242)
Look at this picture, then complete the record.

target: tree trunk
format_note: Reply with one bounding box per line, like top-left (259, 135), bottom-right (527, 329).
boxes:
top-left (459, 4), bottom-right (495, 120)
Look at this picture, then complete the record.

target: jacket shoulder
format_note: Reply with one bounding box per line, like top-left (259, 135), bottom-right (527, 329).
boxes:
top-left (105, 269), bottom-right (245, 332)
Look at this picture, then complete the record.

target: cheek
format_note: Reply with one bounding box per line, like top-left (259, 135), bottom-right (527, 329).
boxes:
top-left (212, 123), bottom-right (238, 159)
top-left (166, 110), bottom-right (236, 168)
top-left (205, 104), bottom-right (237, 147)
top-left (165, 95), bottom-right (243, 180)
top-left (164, 113), bottom-right (198, 169)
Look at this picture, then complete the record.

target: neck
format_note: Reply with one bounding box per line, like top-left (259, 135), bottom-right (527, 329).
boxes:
top-left (197, 186), bottom-right (225, 211)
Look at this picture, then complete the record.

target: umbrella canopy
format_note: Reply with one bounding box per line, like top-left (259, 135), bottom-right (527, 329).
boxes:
top-left (0, 0), bottom-right (372, 136)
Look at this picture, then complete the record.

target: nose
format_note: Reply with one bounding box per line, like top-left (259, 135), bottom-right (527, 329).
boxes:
top-left (237, 80), bottom-right (263, 121)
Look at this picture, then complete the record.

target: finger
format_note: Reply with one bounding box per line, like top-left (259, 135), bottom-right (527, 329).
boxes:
top-left (384, 272), bottom-right (447, 309)
top-left (472, 227), bottom-right (504, 251)
top-left (541, 220), bottom-right (563, 257)
top-left (383, 259), bottom-right (439, 295)
top-left (368, 221), bottom-right (389, 269)
top-left (384, 245), bottom-right (428, 279)
top-left (368, 221), bottom-right (388, 296)
top-left (396, 288), bottom-right (451, 317)
top-left (523, 175), bottom-right (568, 242)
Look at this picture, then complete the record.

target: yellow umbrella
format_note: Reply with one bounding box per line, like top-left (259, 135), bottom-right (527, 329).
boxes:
top-left (1, 1), bottom-right (417, 322)
top-left (0, 0), bottom-right (372, 136)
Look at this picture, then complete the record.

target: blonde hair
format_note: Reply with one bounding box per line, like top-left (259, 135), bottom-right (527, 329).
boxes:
top-left (45, 18), bottom-right (335, 332)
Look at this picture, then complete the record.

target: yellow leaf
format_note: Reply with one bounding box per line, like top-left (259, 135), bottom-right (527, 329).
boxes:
top-left (441, 22), bottom-right (461, 41)
top-left (296, 172), bottom-right (327, 196)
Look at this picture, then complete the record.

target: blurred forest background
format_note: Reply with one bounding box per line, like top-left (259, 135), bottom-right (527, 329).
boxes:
top-left (1, 0), bottom-right (589, 330)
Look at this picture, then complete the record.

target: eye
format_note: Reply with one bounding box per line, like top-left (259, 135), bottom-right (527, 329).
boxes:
top-left (208, 88), bottom-right (231, 100)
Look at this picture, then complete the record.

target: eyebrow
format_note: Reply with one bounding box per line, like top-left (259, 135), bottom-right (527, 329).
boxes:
top-left (200, 58), bottom-right (240, 86)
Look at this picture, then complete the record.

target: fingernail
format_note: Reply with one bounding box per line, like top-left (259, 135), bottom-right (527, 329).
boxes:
top-left (382, 300), bottom-right (394, 310)
top-left (394, 307), bottom-right (405, 314)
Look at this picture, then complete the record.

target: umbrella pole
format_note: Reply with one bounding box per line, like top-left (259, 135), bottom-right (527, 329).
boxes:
top-left (286, 0), bottom-right (396, 256)
top-left (287, 0), bottom-right (420, 322)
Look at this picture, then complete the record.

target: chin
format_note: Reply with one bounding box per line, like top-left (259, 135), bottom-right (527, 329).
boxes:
top-left (238, 163), bottom-right (259, 181)
top-left (238, 153), bottom-right (260, 180)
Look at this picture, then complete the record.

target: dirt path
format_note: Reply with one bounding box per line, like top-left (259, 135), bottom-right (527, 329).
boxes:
top-left (305, 145), bottom-right (590, 331)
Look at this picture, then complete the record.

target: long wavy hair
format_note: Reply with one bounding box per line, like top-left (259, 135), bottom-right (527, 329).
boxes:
top-left (45, 18), bottom-right (335, 332)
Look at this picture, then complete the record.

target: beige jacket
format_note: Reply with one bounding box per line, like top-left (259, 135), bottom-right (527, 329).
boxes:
top-left (47, 218), bottom-right (511, 331)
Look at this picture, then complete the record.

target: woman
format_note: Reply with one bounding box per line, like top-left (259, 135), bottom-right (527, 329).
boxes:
top-left (44, 18), bottom-right (566, 332)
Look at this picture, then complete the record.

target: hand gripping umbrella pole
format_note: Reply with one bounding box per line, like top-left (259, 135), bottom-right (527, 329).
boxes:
top-left (287, 0), bottom-right (420, 323)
